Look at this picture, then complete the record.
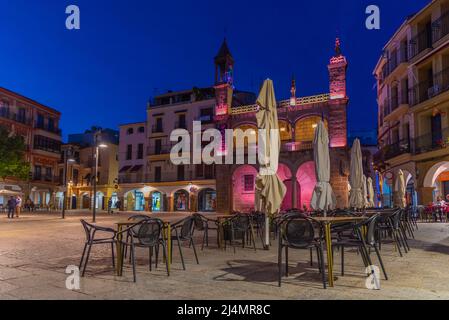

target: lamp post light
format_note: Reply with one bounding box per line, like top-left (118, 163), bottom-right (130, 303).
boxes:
top-left (61, 145), bottom-right (75, 219)
top-left (92, 130), bottom-right (108, 223)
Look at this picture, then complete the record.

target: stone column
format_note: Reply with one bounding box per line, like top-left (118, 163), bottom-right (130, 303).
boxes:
top-left (418, 187), bottom-right (434, 205)
top-left (291, 176), bottom-right (298, 209)
top-left (144, 197), bottom-right (150, 212)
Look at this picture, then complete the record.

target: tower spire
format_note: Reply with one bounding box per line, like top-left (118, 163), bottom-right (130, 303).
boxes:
top-left (335, 37), bottom-right (342, 56)
top-left (290, 75), bottom-right (296, 107)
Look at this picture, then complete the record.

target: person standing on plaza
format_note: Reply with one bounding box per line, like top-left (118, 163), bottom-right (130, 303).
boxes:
top-left (15, 195), bottom-right (22, 218)
top-left (107, 198), bottom-right (113, 214)
top-left (7, 196), bottom-right (16, 219)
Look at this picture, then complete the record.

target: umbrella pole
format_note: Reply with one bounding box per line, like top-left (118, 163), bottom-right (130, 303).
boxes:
top-left (264, 212), bottom-right (270, 250)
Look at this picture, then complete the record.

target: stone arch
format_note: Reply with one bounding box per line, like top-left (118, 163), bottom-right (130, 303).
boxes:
top-left (296, 161), bottom-right (317, 210)
top-left (294, 115), bottom-right (328, 143)
top-left (278, 119), bottom-right (292, 141)
top-left (423, 161), bottom-right (449, 188)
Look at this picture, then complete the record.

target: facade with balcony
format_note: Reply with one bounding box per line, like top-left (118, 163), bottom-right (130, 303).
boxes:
top-left (374, 0), bottom-right (449, 206)
top-left (0, 87), bottom-right (62, 208)
top-left (115, 38), bottom-right (350, 213)
top-left (55, 130), bottom-right (119, 211)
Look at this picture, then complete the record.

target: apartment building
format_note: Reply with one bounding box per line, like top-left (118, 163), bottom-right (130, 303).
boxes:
top-left (0, 87), bottom-right (62, 208)
top-left (374, 0), bottom-right (449, 206)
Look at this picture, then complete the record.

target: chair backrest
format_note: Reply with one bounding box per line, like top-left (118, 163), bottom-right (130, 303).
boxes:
top-left (133, 218), bottom-right (163, 246)
top-left (231, 214), bottom-right (250, 232)
top-left (363, 214), bottom-right (380, 246)
top-left (80, 219), bottom-right (94, 242)
top-left (192, 213), bottom-right (206, 231)
top-left (179, 216), bottom-right (195, 240)
top-left (128, 215), bottom-right (150, 236)
top-left (280, 214), bottom-right (316, 249)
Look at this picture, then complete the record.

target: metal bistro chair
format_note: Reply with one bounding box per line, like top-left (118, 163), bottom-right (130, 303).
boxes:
top-left (79, 220), bottom-right (116, 277)
top-left (192, 213), bottom-right (218, 250)
top-left (170, 216), bottom-right (199, 270)
top-left (223, 213), bottom-right (257, 252)
top-left (117, 218), bottom-right (169, 282)
top-left (278, 214), bottom-right (327, 289)
top-left (124, 214), bottom-right (151, 260)
top-left (333, 214), bottom-right (388, 280)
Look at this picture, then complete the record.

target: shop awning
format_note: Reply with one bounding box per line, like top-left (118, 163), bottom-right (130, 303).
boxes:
top-left (130, 165), bottom-right (143, 172)
top-left (119, 165), bottom-right (132, 173)
top-left (0, 189), bottom-right (23, 196)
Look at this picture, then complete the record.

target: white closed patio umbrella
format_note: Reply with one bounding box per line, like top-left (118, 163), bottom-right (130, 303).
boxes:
top-left (349, 138), bottom-right (365, 209)
top-left (311, 120), bottom-right (336, 215)
top-left (367, 177), bottom-right (375, 208)
top-left (255, 79), bottom-right (287, 249)
top-left (394, 170), bottom-right (406, 208)
top-left (362, 175), bottom-right (369, 208)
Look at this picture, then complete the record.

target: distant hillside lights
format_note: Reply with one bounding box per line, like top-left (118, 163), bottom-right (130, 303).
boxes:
top-left (169, 121), bottom-right (280, 176)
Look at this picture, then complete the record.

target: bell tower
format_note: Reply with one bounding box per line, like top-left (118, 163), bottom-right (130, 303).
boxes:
top-left (214, 38), bottom-right (234, 119)
top-left (328, 37), bottom-right (349, 148)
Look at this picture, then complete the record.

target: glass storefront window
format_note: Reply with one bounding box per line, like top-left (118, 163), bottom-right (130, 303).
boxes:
top-left (152, 192), bottom-right (162, 211)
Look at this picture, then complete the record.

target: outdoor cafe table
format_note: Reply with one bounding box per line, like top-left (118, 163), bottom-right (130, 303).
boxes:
top-left (115, 219), bottom-right (172, 276)
top-left (312, 216), bottom-right (367, 287)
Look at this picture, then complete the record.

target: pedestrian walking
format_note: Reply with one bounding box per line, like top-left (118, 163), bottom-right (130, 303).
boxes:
top-left (7, 196), bottom-right (16, 219)
top-left (107, 198), bottom-right (113, 214)
top-left (15, 195), bottom-right (22, 218)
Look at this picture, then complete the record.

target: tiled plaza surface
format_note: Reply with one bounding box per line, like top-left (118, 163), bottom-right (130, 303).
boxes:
top-left (0, 211), bottom-right (449, 300)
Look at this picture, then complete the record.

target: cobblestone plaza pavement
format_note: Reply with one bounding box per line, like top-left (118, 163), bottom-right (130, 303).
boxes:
top-left (0, 212), bottom-right (449, 300)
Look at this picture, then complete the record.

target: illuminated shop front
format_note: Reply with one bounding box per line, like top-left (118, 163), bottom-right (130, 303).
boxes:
top-left (198, 188), bottom-right (216, 212)
top-left (151, 191), bottom-right (163, 212)
top-left (174, 190), bottom-right (189, 211)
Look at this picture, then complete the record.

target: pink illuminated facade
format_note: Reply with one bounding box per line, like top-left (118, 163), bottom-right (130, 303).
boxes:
top-left (215, 38), bottom-right (350, 213)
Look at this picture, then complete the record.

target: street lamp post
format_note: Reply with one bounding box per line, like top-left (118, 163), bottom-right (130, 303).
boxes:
top-left (92, 130), bottom-right (107, 223)
top-left (61, 146), bottom-right (74, 219)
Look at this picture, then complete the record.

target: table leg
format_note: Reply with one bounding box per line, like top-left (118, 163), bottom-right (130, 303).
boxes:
top-left (324, 222), bottom-right (334, 287)
top-left (116, 225), bottom-right (123, 276)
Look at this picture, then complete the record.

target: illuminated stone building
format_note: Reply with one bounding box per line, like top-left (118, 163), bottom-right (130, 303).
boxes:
top-left (0, 87), bottom-right (62, 208)
top-left (215, 39), bottom-right (350, 213)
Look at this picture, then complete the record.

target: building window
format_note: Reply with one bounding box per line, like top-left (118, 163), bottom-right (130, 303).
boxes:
top-left (138, 126), bottom-right (145, 133)
top-left (45, 167), bottom-right (53, 181)
top-left (37, 114), bottom-right (44, 128)
top-left (196, 164), bottom-right (204, 178)
top-left (155, 166), bottom-right (161, 182)
top-left (126, 145), bottom-right (132, 160)
top-left (127, 128), bottom-right (134, 135)
top-left (155, 139), bottom-right (162, 155)
top-left (34, 165), bottom-right (42, 180)
top-left (243, 174), bottom-right (254, 192)
top-left (155, 118), bottom-right (163, 132)
top-left (73, 169), bottom-right (79, 185)
top-left (137, 143), bottom-right (144, 159)
top-left (177, 165), bottom-right (185, 181)
top-left (48, 118), bottom-right (55, 132)
top-left (177, 114), bottom-right (186, 129)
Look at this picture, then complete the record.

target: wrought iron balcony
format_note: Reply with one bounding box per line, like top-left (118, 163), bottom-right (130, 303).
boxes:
top-left (432, 11), bottom-right (449, 43)
top-left (409, 67), bottom-right (449, 106)
top-left (413, 127), bottom-right (449, 155)
top-left (409, 28), bottom-right (432, 59)
top-left (151, 125), bottom-right (164, 133)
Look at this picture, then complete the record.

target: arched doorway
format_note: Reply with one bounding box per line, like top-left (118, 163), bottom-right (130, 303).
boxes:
top-left (125, 190), bottom-right (145, 211)
top-left (95, 191), bottom-right (105, 210)
top-left (110, 192), bottom-right (118, 209)
top-left (198, 188), bottom-right (217, 212)
top-left (423, 161), bottom-right (449, 202)
top-left (277, 164), bottom-right (299, 210)
top-left (151, 191), bottom-right (163, 212)
top-left (296, 161), bottom-right (317, 210)
top-left (173, 190), bottom-right (189, 211)
top-left (82, 193), bottom-right (91, 209)
top-left (278, 120), bottom-right (292, 142)
top-left (232, 165), bottom-right (258, 212)
top-left (71, 195), bottom-right (77, 209)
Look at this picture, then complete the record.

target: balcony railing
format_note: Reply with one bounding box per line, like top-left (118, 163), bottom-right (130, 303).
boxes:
top-left (0, 110), bottom-right (32, 125)
top-left (432, 11), bottom-right (449, 43)
top-left (147, 144), bottom-right (173, 156)
top-left (409, 28), bottom-right (432, 59)
top-left (409, 67), bottom-right (449, 106)
top-left (175, 121), bottom-right (187, 129)
top-left (151, 125), bottom-right (164, 133)
top-left (413, 127), bottom-right (449, 155)
top-left (34, 122), bottom-right (62, 135)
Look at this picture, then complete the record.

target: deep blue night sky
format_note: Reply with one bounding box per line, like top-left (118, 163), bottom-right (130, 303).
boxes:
top-left (0, 0), bottom-right (430, 140)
